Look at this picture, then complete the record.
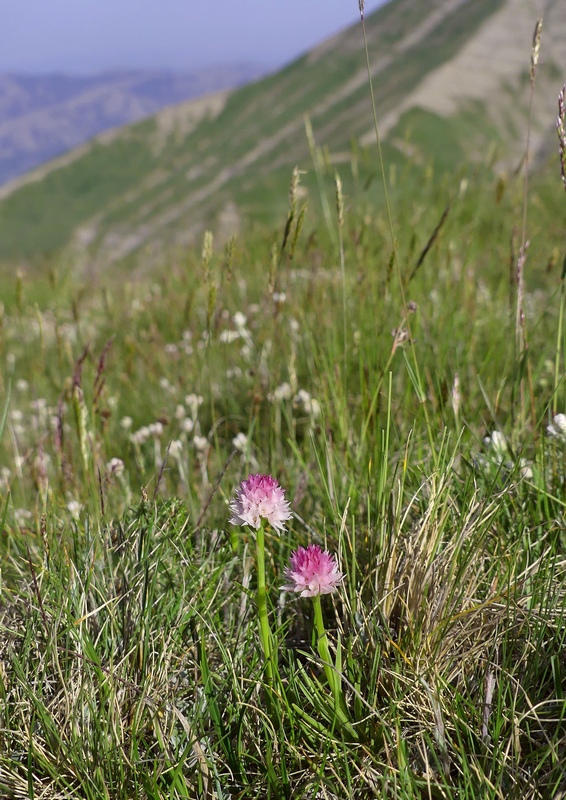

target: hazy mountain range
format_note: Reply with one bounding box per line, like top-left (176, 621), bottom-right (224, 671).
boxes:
top-left (0, 66), bottom-right (265, 186)
top-left (0, 0), bottom-right (563, 263)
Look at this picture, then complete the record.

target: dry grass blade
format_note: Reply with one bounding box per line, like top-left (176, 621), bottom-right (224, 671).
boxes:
top-left (408, 201), bottom-right (451, 283)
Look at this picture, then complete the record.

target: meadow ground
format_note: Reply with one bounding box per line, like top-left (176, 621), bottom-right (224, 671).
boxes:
top-left (1, 77), bottom-right (566, 799)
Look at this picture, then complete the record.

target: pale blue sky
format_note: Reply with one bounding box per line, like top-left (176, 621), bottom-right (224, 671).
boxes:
top-left (1, 1), bottom-right (387, 74)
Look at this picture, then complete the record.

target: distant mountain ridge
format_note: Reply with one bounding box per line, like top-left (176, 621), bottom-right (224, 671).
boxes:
top-left (0, 0), bottom-right (563, 263)
top-left (0, 66), bottom-right (265, 186)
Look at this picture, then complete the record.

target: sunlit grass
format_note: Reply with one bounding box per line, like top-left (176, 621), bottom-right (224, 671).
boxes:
top-left (1, 108), bottom-right (566, 799)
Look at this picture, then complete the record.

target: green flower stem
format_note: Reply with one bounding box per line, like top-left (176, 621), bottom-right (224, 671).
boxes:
top-left (312, 594), bottom-right (344, 714)
top-left (255, 522), bottom-right (275, 686)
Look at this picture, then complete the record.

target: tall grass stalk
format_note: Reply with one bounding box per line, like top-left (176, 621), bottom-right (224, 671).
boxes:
top-left (358, 2), bottom-right (439, 467)
top-left (515, 18), bottom-right (543, 430)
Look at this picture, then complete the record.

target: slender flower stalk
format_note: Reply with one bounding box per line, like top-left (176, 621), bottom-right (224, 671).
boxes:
top-left (311, 594), bottom-right (343, 710)
top-left (283, 545), bottom-right (347, 715)
top-left (230, 474), bottom-right (292, 688)
top-left (255, 521), bottom-right (276, 684)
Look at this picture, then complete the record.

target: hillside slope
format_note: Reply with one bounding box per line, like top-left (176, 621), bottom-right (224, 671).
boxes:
top-left (0, 0), bottom-right (562, 263)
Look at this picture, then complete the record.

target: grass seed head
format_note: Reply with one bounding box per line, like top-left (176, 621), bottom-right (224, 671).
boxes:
top-left (529, 18), bottom-right (543, 85)
top-left (557, 84), bottom-right (566, 191)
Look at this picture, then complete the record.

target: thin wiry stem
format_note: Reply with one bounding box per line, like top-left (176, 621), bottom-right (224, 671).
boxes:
top-left (515, 18), bottom-right (542, 430)
top-left (358, 6), bottom-right (438, 463)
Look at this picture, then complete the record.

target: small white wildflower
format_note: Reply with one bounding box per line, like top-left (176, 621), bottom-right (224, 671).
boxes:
top-left (159, 377), bottom-right (171, 391)
top-left (273, 292), bottom-right (287, 304)
top-left (484, 431), bottom-right (508, 462)
top-left (174, 404), bottom-right (186, 420)
top-left (309, 398), bottom-right (321, 418)
top-left (548, 413), bottom-right (566, 441)
top-left (219, 330), bottom-right (241, 344)
top-left (67, 501), bottom-right (82, 521)
top-left (232, 432), bottom-right (248, 453)
top-left (106, 458), bottom-right (125, 476)
top-left (30, 398), bottom-right (47, 412)
top-left (10, 409), bottom-right (24, 423)
top-left (295, 389), bottom-right (321, 418)
top-left (16, 379), bottom-right (29, 392)
top-left (519, 459), bottom-right (533, 480)
top-left (181, 418), bottom-right (195, 435)
top-left (233, 312), bottom-right (247, 329)
top-left (271, 382), bottom-right (293, 402)
top-left (181, 329), bottom-right (192, 341)
top-left (121, 416), bottom-right (133, 430)
top-left (193, 435), bottom-right (208, 452)
top-left (226, 366), bottom-right (243, 379)
top-left (185, 394), bottom-right (203, 419)
top-left (148, 422), bottom-right (164, 438)
top-left (168, 439), bottom-right (183, 459)
top-left (164, 343), bottom-right (179, 355)
top-left (131, 426), bottom-right (151, 445)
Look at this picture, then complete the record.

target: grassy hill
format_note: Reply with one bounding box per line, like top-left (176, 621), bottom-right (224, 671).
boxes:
top-left (0, 0), bottom-right (564, 264)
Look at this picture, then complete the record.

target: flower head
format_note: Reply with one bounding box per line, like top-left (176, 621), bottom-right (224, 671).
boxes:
top-left (232, 432), bottom-right (248, 453)
top-left (483, 430), bottom-right (507, 462)
top-left (282, 544), bottom-right (343, 597)
top-left (547, 413), bottom-right (566, 442)
top-left (230, 473), bottom-right (292, 532)
top-left (106, 457), bottom-right (125, 476)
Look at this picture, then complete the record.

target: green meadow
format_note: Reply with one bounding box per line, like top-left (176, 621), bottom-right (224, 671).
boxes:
top-left (1, 37), bottom-right (566, 800)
